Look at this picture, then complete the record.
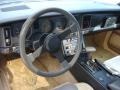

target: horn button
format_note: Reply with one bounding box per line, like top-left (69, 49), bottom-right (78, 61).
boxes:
top-left (45, 34), bottom-right (61, 52)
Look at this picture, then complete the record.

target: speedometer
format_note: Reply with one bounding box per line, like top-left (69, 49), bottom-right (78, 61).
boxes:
top-left (40, 19), bottom-right (53, 33)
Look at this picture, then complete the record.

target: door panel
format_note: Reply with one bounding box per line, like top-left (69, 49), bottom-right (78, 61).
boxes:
top-left (108, 30), bottom-right (120, 54)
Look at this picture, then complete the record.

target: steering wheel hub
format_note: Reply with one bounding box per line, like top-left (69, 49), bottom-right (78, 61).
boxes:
top-left (45, 34), bottom-right (61, 52)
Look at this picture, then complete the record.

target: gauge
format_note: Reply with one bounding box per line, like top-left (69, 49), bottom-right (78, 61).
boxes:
top-left (40, 19), bottom-right (53, 33)
top-left (55, 18), bottom-right (66, 29)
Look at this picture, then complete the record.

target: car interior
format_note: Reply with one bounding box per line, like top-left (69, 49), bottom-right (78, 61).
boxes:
top-left (0, 0), bottom-right (120, 90)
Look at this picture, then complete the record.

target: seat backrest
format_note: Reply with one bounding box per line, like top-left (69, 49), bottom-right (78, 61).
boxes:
top-left (52, 83), bottom-right (78, 90)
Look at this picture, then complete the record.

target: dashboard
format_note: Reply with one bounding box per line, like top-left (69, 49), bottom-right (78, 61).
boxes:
top-left (0, 11), bottom-right (120, 54)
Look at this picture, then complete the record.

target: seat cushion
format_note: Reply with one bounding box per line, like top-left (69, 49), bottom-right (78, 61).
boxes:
top-left (75, 83), bottom-right (94, 90)
top-left (52, 82), bottom-right (93, 90)
top-left (104, 56), bottom-right (120, 76)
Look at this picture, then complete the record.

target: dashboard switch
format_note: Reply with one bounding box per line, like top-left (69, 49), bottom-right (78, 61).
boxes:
top-left (62, 38), bottom-right (77, 56)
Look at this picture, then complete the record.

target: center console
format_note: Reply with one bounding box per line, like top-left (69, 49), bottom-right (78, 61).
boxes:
top-left (70, 52), bottom-right (120, 90)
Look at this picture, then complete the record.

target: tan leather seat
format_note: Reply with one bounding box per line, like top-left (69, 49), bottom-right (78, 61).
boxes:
top-left (104, 55), bottom-right (120, 76)
top-left (52, 82), bottom-right (94, 90)
top-left (0, 69), bottom-right (10, 90)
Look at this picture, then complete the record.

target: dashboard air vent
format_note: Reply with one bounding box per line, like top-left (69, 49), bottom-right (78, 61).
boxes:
top-left (82, 15), bottom-right (91, 29)
top-left (1, 5), bottom-right (30, 12)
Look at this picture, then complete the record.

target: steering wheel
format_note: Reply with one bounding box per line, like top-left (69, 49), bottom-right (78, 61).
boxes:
top-left (20, 8), bottom-right (83, 77)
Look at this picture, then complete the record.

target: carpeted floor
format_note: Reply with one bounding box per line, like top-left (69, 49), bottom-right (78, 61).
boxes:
top-left (1, 53), bottom-right (77, 90)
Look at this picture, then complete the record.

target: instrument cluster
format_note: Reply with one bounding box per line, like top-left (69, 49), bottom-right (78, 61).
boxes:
top-left (0, 16), bottom-right (68, 54)
top-left (0, 13), bottom-right (120, 54)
